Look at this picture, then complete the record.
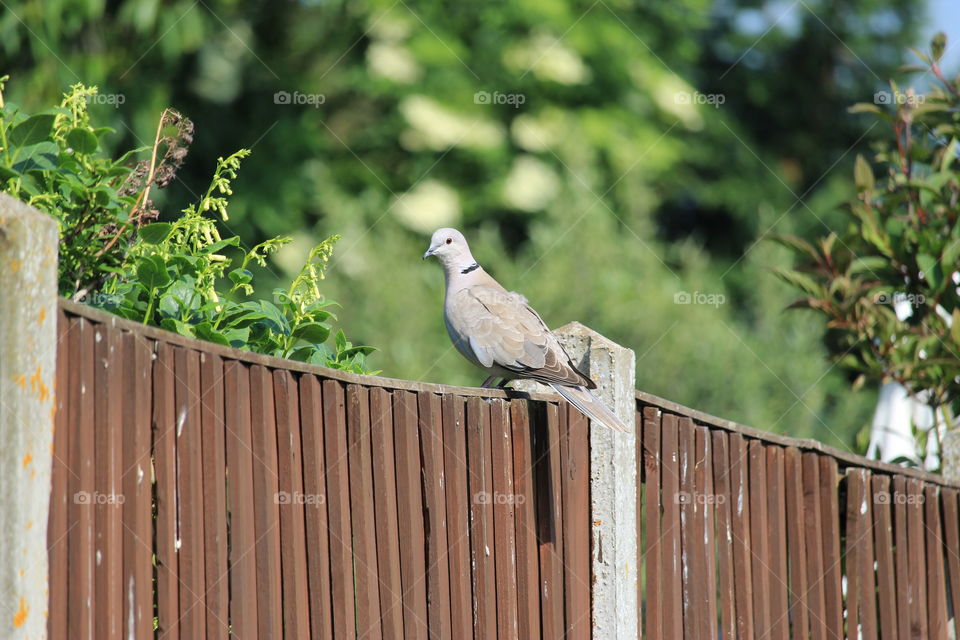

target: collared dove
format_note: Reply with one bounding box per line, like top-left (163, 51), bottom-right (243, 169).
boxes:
top-left (423, 227), bottom-right (630, 433)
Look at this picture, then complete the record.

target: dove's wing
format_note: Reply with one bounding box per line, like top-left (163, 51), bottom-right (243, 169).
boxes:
top-left (445, 284), bottom-right (594, 388)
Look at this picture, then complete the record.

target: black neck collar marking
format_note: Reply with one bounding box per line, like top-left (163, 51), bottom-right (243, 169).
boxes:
top-left (461, 263), bottom-right (480, 275)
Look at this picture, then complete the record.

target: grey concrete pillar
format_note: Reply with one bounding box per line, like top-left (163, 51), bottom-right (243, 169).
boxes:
top-left (515, 321), bottom-right (638, 639)
top-left (943, 430), bottom-right (960, 484)
top-left (0, 193), bottom-right (58, 638)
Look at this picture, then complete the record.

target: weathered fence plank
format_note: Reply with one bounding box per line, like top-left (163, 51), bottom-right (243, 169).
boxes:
top-left (275, 369), bottom-right (312, 638)
top-left (200, 353), bottom-right (229, 639)
top-left (224, 361), bottom-right (259, 638)
top-left (346, 384), bottom-right (382, 640)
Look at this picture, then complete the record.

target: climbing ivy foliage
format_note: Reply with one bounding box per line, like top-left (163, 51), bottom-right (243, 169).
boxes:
top-left (0, 80), bottom-right (374, 373)
top-left (771, 33), bottom-right (960, 459)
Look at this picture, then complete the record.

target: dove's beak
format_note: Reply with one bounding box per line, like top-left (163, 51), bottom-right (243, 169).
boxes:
top-left (422, 247), bottom-right (436, 259)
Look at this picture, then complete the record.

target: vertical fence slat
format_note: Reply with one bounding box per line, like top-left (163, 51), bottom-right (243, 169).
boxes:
top-left (562, 404), bottom-right (591, 638)
top-left (694, 425), bottom-right (718, 640)
top-left (224, 361), bottom-right (259, 638)
top-left (93, 325), bottom-right (122, 640)
top-left (678, 417), bottom-right (699, 636)
top-left (783, 447), bottom-right (810, 640)
top-left (711, 430), bottom-right (736, 640)
top-left (47, 309), bottom-right (70, 640)
top-left (642, 407), bottom-right (662, 640)
top-left (942, 488), bottom-right (960, 640)
top-left (747, 440), bottom-right (771, 639)
top-left (765, 446), bottom-right (789, 639)
top-left (152, 341), bottom-right (179, 640)
top-left (660, 413), bottom-right (684, 640)
top-left (467, 395), bottom-right (497, 639)
top-left (538, 402), bottom-right (565, 638)
top-left (323, 379), bottom-right (357, 638)
top-left (370, 387), bottom-right (404, 639)
top-left (250, 364), bottom-right (282, 639)
top-left (845, 470), bottom-right (864, 640)
top-left (395, 389), bottom-right (429, 637)
top-left (174, 347), bottom-right (206, 640)
top-left (299, 375), bottom-right (333, 640)
top-left (275, 370), bottom-right (312, 638)
top-left (729, 433), bottom-right (755, 640)
top-left (419, 391), bottom-right (452, 640)
top-left (442, 393), bottom-right (472, 640)
top-left (870, 475), bottom-right (897, 640)
top-left (491, 398), bottom-right (519, 640)
top-left (67, 317), bottom-right (95, 639)
top-left (906, 478), bottom-right (928, 639)
top-left (892, 475), bottom-right (911, 640)
top-left (801, 453), bottom-right (827, 640)
top-left (346, 384), bottom-right (382, 640)
top-left (510, 400), bottom-right (541, 640)
top-left (818, 457), bottom-right (843, 639)
top-left (925, 484), bottom-right (948, 638)
top-left (121, 332), bottom-right (153, 640)
top-left (200, 353), bottom-right (228, 638)
top-left (858, 471), bottom-right (878, 639)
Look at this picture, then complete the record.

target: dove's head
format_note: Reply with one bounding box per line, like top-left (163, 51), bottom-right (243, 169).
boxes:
top-left (423, 228), bottom-right (474, 264)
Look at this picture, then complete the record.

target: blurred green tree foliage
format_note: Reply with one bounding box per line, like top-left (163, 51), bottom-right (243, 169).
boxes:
top-left (0, 0), bottom-right (926, 446)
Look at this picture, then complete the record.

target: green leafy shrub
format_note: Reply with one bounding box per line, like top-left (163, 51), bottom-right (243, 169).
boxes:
top-left (0, 80), bottom-right (374, 373)
top-left (771, 33), bottom-right (960, 449)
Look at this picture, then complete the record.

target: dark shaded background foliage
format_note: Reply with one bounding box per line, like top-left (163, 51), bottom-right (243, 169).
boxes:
top-left (1, 0), bottom-right (930, 447)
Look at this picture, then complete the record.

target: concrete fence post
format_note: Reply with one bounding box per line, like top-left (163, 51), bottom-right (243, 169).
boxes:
top-left (0, 193), bottom-right (58, 638)
top-left (516, 321), bottom-right (638, 639)
top-left (943, 430), bottom-right (960, 483)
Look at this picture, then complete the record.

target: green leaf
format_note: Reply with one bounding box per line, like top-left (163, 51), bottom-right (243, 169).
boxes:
top-left (766, 233), bottom-right (819, 261)
top-left (194, 322), bottom-right (231, 346)
top-left (849, 256), bottom-right (888, 276)
top-left (292, 322), bottom-right (331, 344)
top-left (853, 154), bottom-right (874, 192)
top-left (228, 268), bottom-right (253, 286)
top-left (9, 113), bottom-right (55, 146)
top-left (138, 223), bottom-right (173, 244)
top-left (136, 255), bottom-right (171, 290)
top-left (917, 254), bottom-right (943, 291)
top-left (940, 138), bottom-right (958, 172)
top-left (200, 236), bottom-right (241, 255)
top-left (769, 266), bottom-right (823, 297)
top-left (65, 127), bottom-right (98, 154)
top-left (12, 141), bottom-right (59, 173)
top-left (932, 32), bottom-right (947, 62)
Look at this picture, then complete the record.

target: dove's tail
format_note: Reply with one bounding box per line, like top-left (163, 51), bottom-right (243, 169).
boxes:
top-left (549, 384), bottom-right (632, 433)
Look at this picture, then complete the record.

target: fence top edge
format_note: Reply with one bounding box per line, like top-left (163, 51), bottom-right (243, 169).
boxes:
top-left (636, 388), bottom-right (957, 488)
top-left (59, 298), bottom-right (559, 402)
top-left (61, 299), bottom-right (956, 488)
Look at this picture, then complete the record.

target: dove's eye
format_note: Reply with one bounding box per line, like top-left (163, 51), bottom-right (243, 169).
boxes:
top-left (445, 238), bottom-right (453, 244)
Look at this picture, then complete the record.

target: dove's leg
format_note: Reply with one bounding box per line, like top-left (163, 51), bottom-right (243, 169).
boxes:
top-left (480, 375), bottom-right (498, 388)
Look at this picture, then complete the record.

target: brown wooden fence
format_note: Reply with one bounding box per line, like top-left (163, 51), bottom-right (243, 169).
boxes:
top-left (48, 300), bottom-right (960, 639)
